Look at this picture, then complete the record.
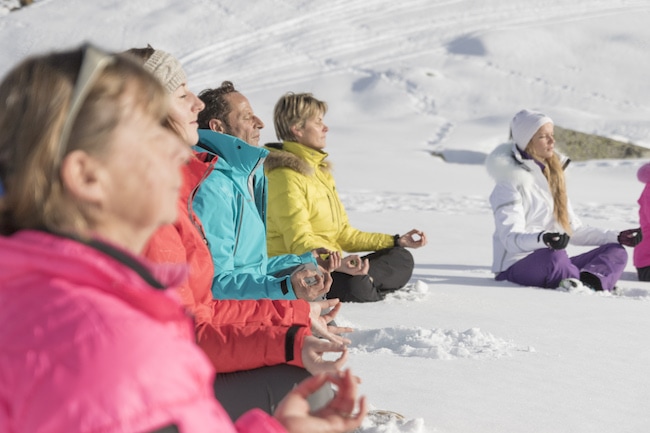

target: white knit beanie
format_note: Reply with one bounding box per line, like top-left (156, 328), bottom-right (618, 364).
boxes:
top-left (143, 49), bottom-right (187, 93)
top-left (510, 109), bottom-right (553, 149)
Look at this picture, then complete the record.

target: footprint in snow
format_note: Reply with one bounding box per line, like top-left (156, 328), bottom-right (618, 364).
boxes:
top-left (383, 280), bottom-right (429, 301)
top-left (348, 326), bottom-right (533, 360)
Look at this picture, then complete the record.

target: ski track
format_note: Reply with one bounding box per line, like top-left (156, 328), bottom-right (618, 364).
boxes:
top-left (179, 0), bottom-right (650, 151)
top-left (184, 0), bottom-right (650, 91)
top-left (4, 0), bottom-right (650, 151)
top-left (181, 0), bottom-right (650, 93)
top-left (339, 190), bottom-right (639, 225)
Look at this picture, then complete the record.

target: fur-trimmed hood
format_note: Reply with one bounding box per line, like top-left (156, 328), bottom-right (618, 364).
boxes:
top-left (485, 142), bottom-right (569, 186)
top-left (485, 142), bottom-right (535, 187)
top-left (264, 141), bottom-right (331, 176)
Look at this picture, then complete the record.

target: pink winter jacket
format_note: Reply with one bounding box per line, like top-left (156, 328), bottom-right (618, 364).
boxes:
top-left (634, 163), bottom-right (650, 268)
top-left (0, 230), bottom-right (286, 433)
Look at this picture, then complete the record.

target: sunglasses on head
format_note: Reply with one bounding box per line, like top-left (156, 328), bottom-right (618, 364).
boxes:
top-left (54, 43), bottom-right (115, 169)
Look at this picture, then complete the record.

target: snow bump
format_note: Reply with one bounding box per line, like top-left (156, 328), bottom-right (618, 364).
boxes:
top-left (349, 326), bottom-right (529, 360)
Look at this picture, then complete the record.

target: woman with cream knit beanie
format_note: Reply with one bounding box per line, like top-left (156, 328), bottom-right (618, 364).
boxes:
top-left (126, 46), bottom-right (364, 429)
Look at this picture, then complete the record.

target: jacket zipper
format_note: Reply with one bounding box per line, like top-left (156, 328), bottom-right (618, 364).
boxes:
top-left (315, 168), bottom-right (340, 229)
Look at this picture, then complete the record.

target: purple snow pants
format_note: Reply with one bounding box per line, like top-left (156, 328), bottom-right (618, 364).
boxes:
top-left (496, 243), bottom-right (628, 291)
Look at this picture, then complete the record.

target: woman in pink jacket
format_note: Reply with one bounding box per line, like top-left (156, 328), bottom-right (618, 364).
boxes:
top-left (634, 162), bottom-right (650, 281)
top-left (0, 44), bottom-right (365, 433)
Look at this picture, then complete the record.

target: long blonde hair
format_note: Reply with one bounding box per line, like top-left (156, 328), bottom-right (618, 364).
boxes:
top-left (0, 46), bottom-right (167, 235)
top-left (525, 144), bottom-right (571, 233)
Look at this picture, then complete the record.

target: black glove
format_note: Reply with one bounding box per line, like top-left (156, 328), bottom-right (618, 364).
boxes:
top-left (618, 228), bottom-right (642, 247)
top-left (542, 232), bottom-right (570, 250)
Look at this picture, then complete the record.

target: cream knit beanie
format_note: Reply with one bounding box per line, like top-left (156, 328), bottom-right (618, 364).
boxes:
top-left (510, 109), bottom-right (553, 149)
top-left (143, 49), bottom-right (187, 94)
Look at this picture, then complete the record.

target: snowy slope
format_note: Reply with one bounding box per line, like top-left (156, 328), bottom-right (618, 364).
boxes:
top-left (2, 1), bottom-right (650, 432)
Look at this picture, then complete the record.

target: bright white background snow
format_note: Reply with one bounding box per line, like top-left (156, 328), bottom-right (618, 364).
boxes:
top-left (2, 1), bottom-right (650, 432)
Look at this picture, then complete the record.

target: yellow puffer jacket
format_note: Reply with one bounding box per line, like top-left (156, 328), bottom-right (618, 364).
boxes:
top-left (264, 141), bottom-right (393, 257)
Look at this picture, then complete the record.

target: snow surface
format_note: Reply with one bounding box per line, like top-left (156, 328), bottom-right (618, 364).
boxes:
top-left (2, 1), bottom-right (650, 432)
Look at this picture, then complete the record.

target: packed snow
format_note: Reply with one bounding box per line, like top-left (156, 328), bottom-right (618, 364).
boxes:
top-left (2, 1), bottom-right (650, 432)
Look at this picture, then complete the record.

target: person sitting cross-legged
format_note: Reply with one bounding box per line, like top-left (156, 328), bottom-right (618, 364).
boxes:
top-left (264, 92), bottom-right (428, 303)
top-left (486, 109), bottom-right (641, 291)
top-left (194, 81), bottom-right (341, 302)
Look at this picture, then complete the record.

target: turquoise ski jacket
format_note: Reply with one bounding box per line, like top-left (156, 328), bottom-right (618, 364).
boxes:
top-left (194, 130), bottom-right (315, 300)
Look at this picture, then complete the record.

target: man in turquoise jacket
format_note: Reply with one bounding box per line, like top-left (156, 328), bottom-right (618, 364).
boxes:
top-left (195, 82), bottom-right (338, 301)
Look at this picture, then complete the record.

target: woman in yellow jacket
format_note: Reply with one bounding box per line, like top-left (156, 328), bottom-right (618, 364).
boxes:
top-left (265, 92), bottom-right (427, 302)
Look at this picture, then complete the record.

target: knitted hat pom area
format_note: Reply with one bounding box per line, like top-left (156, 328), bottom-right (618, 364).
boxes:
top-left (142, 49), bottom-right (187, 94)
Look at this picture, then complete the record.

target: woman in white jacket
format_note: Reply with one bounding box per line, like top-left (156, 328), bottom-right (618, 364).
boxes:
top-left (485, 109), bottom-right (641, 291)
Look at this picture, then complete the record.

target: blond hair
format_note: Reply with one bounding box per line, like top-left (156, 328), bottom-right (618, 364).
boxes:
top-left (273, 92), bottom-right (327, 142)
top-left (0, 46), bottom-right (168, 235)
top-left (524, 144), bottom-right (571, 233)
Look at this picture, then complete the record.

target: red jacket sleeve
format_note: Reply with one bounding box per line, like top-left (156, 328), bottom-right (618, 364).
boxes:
top-left (144, 200), bottom-right (314, 374)
top-left (195, 299), bottom-right (312, 373)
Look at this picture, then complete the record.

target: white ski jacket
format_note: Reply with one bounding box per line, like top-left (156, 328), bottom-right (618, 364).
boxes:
top-left (485, 142), bottom-right (619, 273)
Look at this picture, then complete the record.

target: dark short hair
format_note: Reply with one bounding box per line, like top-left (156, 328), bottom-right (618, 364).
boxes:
top-left (197, 81), bottom-right (238, 130)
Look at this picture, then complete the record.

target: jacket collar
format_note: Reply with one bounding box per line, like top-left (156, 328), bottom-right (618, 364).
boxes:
top-left (280, 140), bottom-right (329, 166)
top-left (511, 142), bottom-right (571, 171)
top-left (184, 151), bottom-right (216, 199)
top-left (196, 129), bottom-right (268, 174)
top-left (263, 141), bottom-right (330, 176)
top-left (0, 230), bottom-right (189, 321)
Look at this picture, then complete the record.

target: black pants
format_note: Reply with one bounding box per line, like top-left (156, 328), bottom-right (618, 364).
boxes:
top-left (637, 266), bottom-right (650, 281)
top-left (214, 364), bottom-right (333, 421)
top-left (326, 247), bottom-right (414, 302)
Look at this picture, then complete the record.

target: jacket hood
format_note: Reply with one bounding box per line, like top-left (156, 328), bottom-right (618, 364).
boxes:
top-left (486, 142), bottom-right (569, 185)
top-left (196, 129), bottom-right (268, 174)
top-left (264, 141), bottom-right (331, 175)
top-left (0, 230), bottom-right (188, 322)
top-left (485, 142), bottom-right (533, 185)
